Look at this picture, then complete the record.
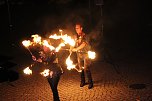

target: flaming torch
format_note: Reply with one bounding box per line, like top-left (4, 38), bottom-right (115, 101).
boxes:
top-left (66, 52), bottom-right (82, 72)
top-left (61, 34), bottom-right (75, 46)
top-left (88, 51), bottom-right (96, 59)
top-left (40, 69), bottom-right (53, 77)
top-left (23, 67), bottom-right (32, 75)
top-left (49, 34), bottom-right (61, 40)
top-left (22, 31), bottom-right (96, 76)
top-left (55, 43), bottom-right (65, 52)
top-left (49, 33), bottom-right (76, 47)
top-left (66, 56), bottom-right (76, 70)
top-left (40, 69), bottom-right (50, 77)
top-left (22, 40), bottom-right (33, 56)
top-left (31, 34), bottom-right (42, 44)
top-left (42, 40), bottom-right (55, 51)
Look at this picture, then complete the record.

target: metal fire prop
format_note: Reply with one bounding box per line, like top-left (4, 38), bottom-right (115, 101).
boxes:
top-left (22, 30), bottom-right (96, 77)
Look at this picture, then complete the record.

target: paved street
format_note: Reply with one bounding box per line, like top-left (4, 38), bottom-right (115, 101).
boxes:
top-left (0, 51), bottom-right (152, 101)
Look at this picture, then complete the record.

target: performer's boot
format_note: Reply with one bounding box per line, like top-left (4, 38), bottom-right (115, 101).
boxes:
top-left (80, 70), bottom-right (85, 87)
top-left (86, 70), bottom-right (93, 89)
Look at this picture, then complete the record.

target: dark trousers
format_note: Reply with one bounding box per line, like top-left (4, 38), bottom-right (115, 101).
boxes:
top-left (77, 57), bottom-right (93, 84)
top-left (81, 68), bottom-right (93, 84)
top-left (47, 74), bottom-right (61, 101)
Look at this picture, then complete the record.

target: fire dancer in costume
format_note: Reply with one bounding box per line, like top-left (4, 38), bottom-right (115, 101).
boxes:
top-left (72, 23), bottom-right (93, 89)
top-left (32, 45), bottom-right (63, 101)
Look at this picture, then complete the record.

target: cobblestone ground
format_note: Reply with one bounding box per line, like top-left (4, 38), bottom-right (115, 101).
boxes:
top-left (0, 55), bottom-right (152, 101)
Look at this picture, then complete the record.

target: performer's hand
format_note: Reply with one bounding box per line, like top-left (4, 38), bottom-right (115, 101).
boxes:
top-left (49, 71), bottom-right (53, 78)
top-left (32, 56), bottom-right (36, 61)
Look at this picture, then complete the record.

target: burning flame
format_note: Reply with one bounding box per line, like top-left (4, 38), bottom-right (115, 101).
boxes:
top-left (23, 67), bottom-right (32, 75)
top-left (55, 43), bottom-right (65, 52)
top-left (49, 34), bottom-right (61, 39)
top-left (88, 51), bottom-right (96, 59)
top-left (62, 34), bottom-right (75, 46)
top-left (22, 30), bottom-right (97, 75)
top-left (31, 34), bottom-right (42, 44)
top-left (22, 40), bottom-right (32, 47)
top-left (40, 69), bottom-right (50, 77)
top-left (49, 34), bottom-right (75, 47)
top-left (42, 40), bottom-right (65, 52)
top-left (66, 56), bottom-right (75, 70)
top-left (42, 40), bottom-right (55, 50)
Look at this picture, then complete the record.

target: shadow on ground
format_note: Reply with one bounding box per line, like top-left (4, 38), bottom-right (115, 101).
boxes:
top-left (0, 55), bottom-right (19, 83)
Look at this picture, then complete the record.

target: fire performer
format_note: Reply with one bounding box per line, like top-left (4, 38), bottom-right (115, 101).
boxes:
top-left (72, 22), bottom-right (93, 89)
top-left (32, 45), bottom-right (63, 101)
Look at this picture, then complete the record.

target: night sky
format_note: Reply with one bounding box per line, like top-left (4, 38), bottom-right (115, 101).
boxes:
top-left (0, 0), bottom-right (151, 59)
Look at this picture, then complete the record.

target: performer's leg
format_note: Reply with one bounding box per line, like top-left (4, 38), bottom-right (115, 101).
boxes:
top-left (78, 57), bottom-right (85, 87)
top-left (80, 69), bottom-right (85, 87)
top-left (47, 74), bottom-right (60, 101)
top-left (84, 59), bottom-right (93, 89)
top-left (86, 69), bottom-right (93, 89)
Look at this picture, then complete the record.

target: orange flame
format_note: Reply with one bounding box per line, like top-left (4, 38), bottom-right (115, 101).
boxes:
top-left (42, 40), bottom-right (55, 51)
top-left (22, 40), bottom-right (32, 47)
top-left (88, 51), bottom-right (96, 59)
top-left (66, 56), bottom-right (76, 70)
top-left (22, 31), bottom-right (97, 74)
top-left (40, 69), bottom-right (50, 77)
top-left (55, 43), bottom-right (65, 52)
top-left (31, 34), bottom-right (42, 44)
top-left (62, 34), bottom-right (75, 46)
top-left (49, 34), bottom-right (61, 39)
top-left (49, 33), bottom-right (75, 46)
top-left (23, 67), bottom-right (32, 75)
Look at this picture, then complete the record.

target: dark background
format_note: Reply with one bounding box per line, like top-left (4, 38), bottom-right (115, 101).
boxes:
top-left (0, 0), bottom-right (151, 60)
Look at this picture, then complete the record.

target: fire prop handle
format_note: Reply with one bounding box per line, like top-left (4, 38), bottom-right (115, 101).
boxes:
top-left (26, 47), bottom-right (33, 56)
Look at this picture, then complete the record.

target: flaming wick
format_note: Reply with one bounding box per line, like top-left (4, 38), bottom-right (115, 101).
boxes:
top-left (66, 51), bottom-right (82, 72)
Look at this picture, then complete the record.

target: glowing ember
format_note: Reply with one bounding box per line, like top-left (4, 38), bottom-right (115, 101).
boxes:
top-left (23, 67), bottom-right (32, 75)
top-left (40, 69), bottom-right (50, 77)
top-left (88, 51), bottom-right (96, 59)
top-left (22, 40), bottom-right (31, 47)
